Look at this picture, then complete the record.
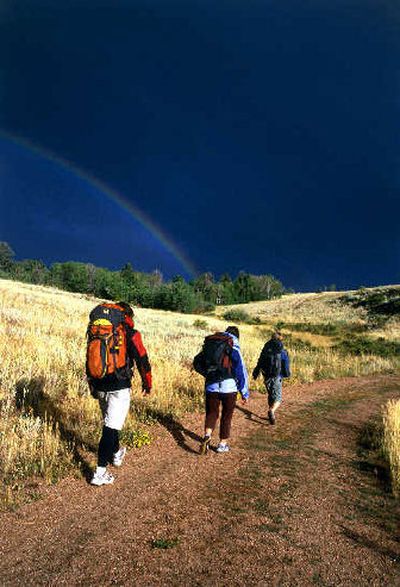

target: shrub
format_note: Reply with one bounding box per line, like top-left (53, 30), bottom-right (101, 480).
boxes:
top-left (223, 309), bottom-right (251, 322)
top-left (193, 319), bottom-right (208, 329)
top-left (222, 309), bottom-right (261, 324)
top-left (336, 336), bottom-right (400, 358)
top-left (343, 286), bottom-right (400, 320)
top-left (278, 321), bottom-right (367, 337)
top-left (193, 301), bottom-right (215, 314)
top-left (119, 428), bottom-right (151, 449)
top-left (281, 333), bottom-right (314, 351)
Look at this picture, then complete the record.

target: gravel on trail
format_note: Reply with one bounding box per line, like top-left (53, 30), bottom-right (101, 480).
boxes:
top-left (1, 375), bottom-right (399, 586)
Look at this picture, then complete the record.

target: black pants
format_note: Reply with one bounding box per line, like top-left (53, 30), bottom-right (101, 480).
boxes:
top-left (98, 426), bottom-right (119, 467)
top-left (205, 392), bottom-right (237, 439)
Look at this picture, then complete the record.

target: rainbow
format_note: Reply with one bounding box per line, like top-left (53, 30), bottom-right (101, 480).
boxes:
top-left (0, 130), bottom-right (197, 277)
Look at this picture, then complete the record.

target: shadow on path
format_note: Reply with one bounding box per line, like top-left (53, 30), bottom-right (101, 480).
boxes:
top-left (156, 414), bottom-right (202, 455)
top-left (342, 526), bottom-right (400, 563)
top-left (137, 405), bottom-right (202, 455)
top-left (235, 403), bottom-right (266, 424)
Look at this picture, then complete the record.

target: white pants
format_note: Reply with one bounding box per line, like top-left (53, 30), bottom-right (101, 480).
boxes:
top-left (97, 388), bottom-right (131, 430)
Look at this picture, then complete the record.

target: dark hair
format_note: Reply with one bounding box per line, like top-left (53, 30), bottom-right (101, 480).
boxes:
top-left (226, 325), bottom-right (239, 339)
top-left (116, 301), bottom-right (134, 318)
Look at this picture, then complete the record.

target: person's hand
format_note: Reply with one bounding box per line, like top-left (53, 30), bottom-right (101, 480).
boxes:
top-left (241, 396), bottom-right (249, 405)
top-left (142, 385), bottom-right (151, 396)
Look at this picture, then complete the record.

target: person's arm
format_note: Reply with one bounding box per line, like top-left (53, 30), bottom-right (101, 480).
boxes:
top-left (129, 329), bottom-right (152, 393)
top-left (281, 349), bottom-right (291, 378)
top-left (87, 378), bottom-right (98, 398)
top-left (252, 343), bottom-right (268, 379)
top-left (231, 348), bottom-right (249, 401)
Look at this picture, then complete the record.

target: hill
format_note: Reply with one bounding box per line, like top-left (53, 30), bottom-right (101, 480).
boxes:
top-left (218, 285), bottom-right (400, 326)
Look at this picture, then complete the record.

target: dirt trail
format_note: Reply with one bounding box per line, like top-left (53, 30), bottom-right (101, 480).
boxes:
top-left (1, 375), bottom-right (400, 586)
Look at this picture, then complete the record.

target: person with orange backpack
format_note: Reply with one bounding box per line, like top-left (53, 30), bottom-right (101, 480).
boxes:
top-left (86, 301), bottom-right (152, 486)
top-left (193, 325), bottom-right (249, 454)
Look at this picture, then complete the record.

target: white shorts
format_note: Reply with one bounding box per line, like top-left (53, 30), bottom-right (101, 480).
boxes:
top-left (97, 388), bottom-right (131, 431)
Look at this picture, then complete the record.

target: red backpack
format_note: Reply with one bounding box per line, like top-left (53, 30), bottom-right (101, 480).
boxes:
top-left (86, 303), bottom-right (130, 379)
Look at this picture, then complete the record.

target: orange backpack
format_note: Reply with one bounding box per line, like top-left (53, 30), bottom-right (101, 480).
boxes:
top-left (86, 303), bottom-right (130, 379)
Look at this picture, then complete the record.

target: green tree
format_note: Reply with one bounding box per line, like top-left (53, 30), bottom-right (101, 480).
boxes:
top-left (92, 268), bottom-right (115, 298)
top-left (13, 259), bottom-right (48, 284)
top-left (234, 272), bottom-right (254, 303)
top-left (149, 269), bottom-right (163, 287)
top-left (165, 276), bottom-right (197, 313)
top-left (193, 272), bottom-right (217, 303)
top-left (218, 273), bottom-right (235, 304)
top-left (86, 263), bottom-right (97, 293)
top-left (252, 274), bottom-right (284, 300)
top-left (120, 262), bottom-right (135, 282)
top-left (0, 242), bottom-right (15, 273)
top-left (50, 262), bottom-right (90, 292)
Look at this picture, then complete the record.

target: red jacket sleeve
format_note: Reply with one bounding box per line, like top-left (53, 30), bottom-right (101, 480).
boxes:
top-left (129, 329), bottom-right (152, 391)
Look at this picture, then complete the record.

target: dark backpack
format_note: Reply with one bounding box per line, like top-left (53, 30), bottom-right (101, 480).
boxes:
top-left (86, 303), bottom-right (130, 380)
top-left (260, 341), bottom-right (282, 378)
top-left (193, 333), bottom-right (233, 382)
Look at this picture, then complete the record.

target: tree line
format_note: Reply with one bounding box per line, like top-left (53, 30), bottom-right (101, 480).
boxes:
top-left (0, 242), bottom-right (286, 313)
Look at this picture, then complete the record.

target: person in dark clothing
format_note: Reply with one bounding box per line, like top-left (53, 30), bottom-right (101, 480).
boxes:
top-left (194, 325), bottom-right (249, 454)
top-left (88, 301), bottom-right (152, 486)
top-left (252, 331), bottom-right (290, 424)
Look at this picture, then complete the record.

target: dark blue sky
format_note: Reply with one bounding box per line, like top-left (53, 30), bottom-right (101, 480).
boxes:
top-left (1, 0), bottom-right (399, 290)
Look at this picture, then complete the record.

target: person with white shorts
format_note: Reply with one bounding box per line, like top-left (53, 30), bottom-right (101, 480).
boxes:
top-left (88, 302), bottom-right (152, 486)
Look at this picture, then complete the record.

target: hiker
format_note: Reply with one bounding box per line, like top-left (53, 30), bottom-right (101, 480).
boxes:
top-left (86, 301), bottom-right (152, 486)
top-left (252, 331), bottom-right (290, 424)
top-left (193, 325), bottom-right (249, 454)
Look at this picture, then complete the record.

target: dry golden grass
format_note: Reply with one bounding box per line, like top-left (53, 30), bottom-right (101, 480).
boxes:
top-left (0, 278), bottom-right (399, 508)
top-left (383, 399), bottom-right (400, 497)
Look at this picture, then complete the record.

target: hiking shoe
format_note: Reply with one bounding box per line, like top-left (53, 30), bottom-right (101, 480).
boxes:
top-left (200, 435), bottom-right (211, 455)
top-left (268, 410), bottom-right (276, 425)
top-left (216, 443), bottom-right (230, 454)
top-left (91, 470), bottom-right (115, 486)
top-left (112, 446), bottom-right (127, 467)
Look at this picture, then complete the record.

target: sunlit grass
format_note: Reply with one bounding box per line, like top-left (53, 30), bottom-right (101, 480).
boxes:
top-left (383, 400), bottom-right (400, 497)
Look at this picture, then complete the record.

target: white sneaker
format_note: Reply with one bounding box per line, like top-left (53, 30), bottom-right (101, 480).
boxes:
top-left (216, 443), bottom-right (230, 454)
top-left (91, 470), bottom-right (115, 486)
top-left (112, 447), bottom-right (127, 467)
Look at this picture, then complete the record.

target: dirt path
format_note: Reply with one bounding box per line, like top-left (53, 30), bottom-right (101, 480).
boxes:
top-left (1, 375), bottom-right (400, 586)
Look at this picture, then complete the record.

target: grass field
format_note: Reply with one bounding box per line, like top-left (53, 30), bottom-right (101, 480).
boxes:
top-left (383, 399), bottom-right (400, 496)
top-left (0, 278), bottom-right (399, 508)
